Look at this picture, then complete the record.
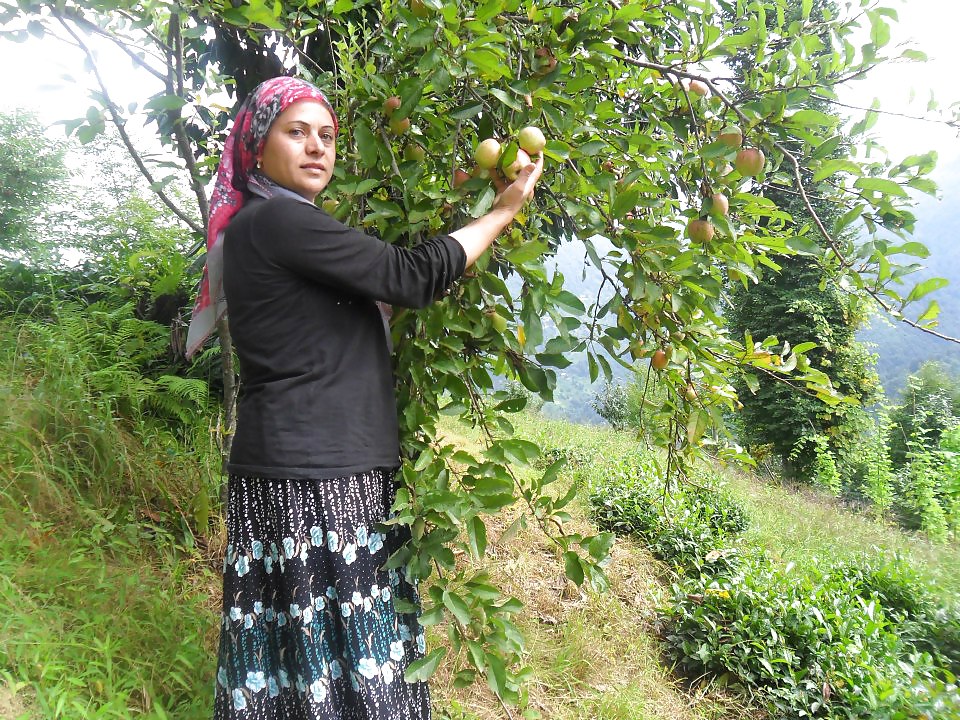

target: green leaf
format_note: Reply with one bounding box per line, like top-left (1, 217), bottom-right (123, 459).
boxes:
top-left (905, 277), bottom-right (948, 303)
top-left (505, 240), bottom-right (548, 265)
top-left (917, 300), bottom-right (940, 323)
top-left (576, 140), bottom-right (607, 157)
top-left (611, 185), bottom-right (640, 219)
top-left (144, 94), bottom-right (187, 112)
top-left (563, 551), bottom-right (584, 586)
top-left (442, 590), bottom-right (472, 625)
top-left (467, 516), bottom-right (487, 559)
top-left (813, 159), bottom-right (860, 182)
top-left (854, 177), bottom-right (909, 198)
top-left (404, 647), bottom-right (446, 682)
top-left (786, 109), bottom-right (837, 128)
top-left (354, 121), bottom-right (378, 168)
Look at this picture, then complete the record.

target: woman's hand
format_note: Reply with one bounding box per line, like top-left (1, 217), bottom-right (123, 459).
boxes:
top-left (449, 154), bottom-right (545, 267)
top-left (491, 154), bottom-right (544, 217)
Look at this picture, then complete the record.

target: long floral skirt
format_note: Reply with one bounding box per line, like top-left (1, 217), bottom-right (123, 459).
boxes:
top-left (213, 470), bottom-right (430, 720)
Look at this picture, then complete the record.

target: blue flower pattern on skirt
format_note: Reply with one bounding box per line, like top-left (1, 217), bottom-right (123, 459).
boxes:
top-left (213, 471), bottom-right (430, 720)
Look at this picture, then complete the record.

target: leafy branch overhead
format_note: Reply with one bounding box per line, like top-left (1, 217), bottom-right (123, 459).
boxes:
top-left (6, 0), bottom-right (958, 709)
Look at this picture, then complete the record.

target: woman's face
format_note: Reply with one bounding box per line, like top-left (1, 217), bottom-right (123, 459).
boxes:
top-left (258, 100), bottom-right (336, 203)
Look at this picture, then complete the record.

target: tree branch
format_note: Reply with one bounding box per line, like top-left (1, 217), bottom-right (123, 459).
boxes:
top-left (618, 55), bottom-right (960, 345)
top-left (54, 6), bottom-right (169, 82)
top-left (54, 13), bottom-right (203, 235)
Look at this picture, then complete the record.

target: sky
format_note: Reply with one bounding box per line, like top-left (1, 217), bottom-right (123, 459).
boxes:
top-left (1, 2), bottom-right (959, 193)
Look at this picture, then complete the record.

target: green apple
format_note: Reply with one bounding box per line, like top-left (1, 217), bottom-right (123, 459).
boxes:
top-left (687, 218), bottom-right (715, 243)
top-left (388, 116), bottom-right (410, 135)
top-left (474, 138), bottom-right (502, 170)
top-left (504, 148), bottom-right (532, 181)
top-left (517, 126), bottom-right (546, 154)
top-left (403, 143), bottom-right (425, 161)
top-left (718, 125), bottom-right (743, 148)
top-left (710, 192), bottom-right (729, 216)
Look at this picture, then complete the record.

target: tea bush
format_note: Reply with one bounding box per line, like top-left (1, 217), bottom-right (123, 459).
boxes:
top-left (586, 454), bottom-right (959, 718)
top-left (661, 562), bottom-right (959, 719)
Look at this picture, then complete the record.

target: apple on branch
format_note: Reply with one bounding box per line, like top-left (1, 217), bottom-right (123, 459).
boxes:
top-left (504, 148), bottom-right (532, 181)
top-left (474, 138), bottom-right (502, 170)
top-left (687, 218), bottom-right (715, 243)
top-left (681, 78), bottom-right (709, 97)
top-left (718, 125), bottom-right (743, 148)
top-left (735, 147), bottom-right (765, 177)
top-left (382, 96), bottom-right (401, 117)
top-left (517, 126), bottom-right (546, 155)
top-left (710, 192), bottom-right (729, 217)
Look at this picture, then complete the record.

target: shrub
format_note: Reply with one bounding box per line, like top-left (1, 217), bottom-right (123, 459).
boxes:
top-left (661, 561), bottom-right (960, 719)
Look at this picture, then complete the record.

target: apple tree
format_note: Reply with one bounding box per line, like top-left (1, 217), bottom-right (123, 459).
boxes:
top-left (6, 0), bottom-right (959, 708)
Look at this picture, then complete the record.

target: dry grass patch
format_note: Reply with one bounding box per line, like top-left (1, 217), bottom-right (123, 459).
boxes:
top-left (428, 417), bottom-right (743, 719)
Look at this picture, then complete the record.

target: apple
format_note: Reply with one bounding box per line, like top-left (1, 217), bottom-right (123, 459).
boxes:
top-left (504, 148), bottom-right (532, 181)
top-left (718, 125), bottom-right (743, 148)
top-left (388, 116), bottom-right (410, 135)
top-left (382, 96), bottom-right (401, 117)
top-left (517, 126), bottom-right (546, 155)
top-left (403, 143), bottom-right (425, 162)
top-left (474, 138), bottom-right (502, 170)
top-left (453, 169), bottom-right (471, 188)
top-left (684, 385), bottom-right (698, 402)
top-left (711, 192), bottom-right (729, 216)
top-left (683, 78), bottom-right (708, 97)
top-left (629, 340), bottom-right (647, 360)
top-left (651, 349), bottom-right (669, 370)
top-left (735, 147), bottom-right (765, 177)
top-left (687, 218), bottom-right (715, 243)
top-left (485, 309), bottom-right (508, 333)
top-left (321, 198), bottom-right (338, 214)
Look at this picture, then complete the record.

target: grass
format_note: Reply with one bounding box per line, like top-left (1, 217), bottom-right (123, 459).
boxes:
top-left (722, 469), bottom-right (960, 601)
top-left (431, 416), bottom-right (742, 720)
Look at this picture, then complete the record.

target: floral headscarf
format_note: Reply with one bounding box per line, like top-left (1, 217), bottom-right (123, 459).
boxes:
top-left (185, 76), bottom-right (338, 359)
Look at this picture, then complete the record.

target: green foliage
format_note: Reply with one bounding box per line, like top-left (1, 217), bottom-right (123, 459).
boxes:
top-left (587, 455), bottom-right (750, 579)
top-left (792, 434), bottom-right (842, 496)
top-left (585, 446), bottom-right (959, 718)
top-left (888, 361), bottom-right (960, 466)
top-left (0, 513), bottom-right (215, 718)
top-left (662, 560), bottom-right (959, 720)
top-left (0, 294), bottom-right (216, 516)
top-left (0, 279), bottom-right (221, 717)
top-left (0, 109), bottom-right (69, 262)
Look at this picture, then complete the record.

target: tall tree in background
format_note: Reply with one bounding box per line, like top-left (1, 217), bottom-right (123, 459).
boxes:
top-left (725, 0), bottom-right (881, 479)
top-left (0, 110), bottom-right (69, 264)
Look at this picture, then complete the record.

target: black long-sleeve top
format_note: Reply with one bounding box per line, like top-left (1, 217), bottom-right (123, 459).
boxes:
top-left (222, 195), bottom-right (466, 479)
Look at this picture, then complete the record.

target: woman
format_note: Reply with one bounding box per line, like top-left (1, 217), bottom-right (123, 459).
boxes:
top-left (185, 76), bottom-right (542, 720)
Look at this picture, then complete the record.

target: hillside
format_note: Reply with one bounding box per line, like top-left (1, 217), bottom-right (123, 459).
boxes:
top-left (3, 338), bottom-right (958, 720)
